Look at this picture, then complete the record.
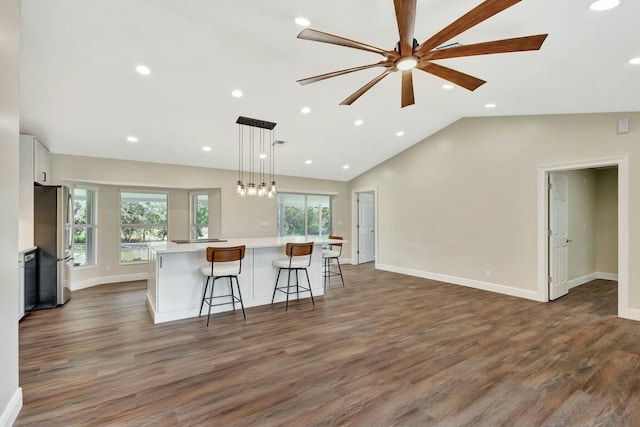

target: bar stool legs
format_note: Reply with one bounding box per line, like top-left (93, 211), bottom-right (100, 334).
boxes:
top-left (200, 275), bottom-right (246, 326)
top-left (322, 235), bottom-right (345, 290)
top-left (199, 245), bottom-right (246, 326)
top-left (271, 242), bottom-right (315, 311)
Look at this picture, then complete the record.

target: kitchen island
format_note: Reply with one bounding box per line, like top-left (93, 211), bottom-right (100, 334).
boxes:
top-left (147, 237), bottom-right (343, 324)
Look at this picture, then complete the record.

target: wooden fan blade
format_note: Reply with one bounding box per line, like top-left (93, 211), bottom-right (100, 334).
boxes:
top-left (416, 0), bottom-right (522, 56)
top-left (394, 0), bottom-right (417, 56)
top-left (424, 34), bottom-right (548, 60)
top-left (401, 70), bottom-right (415, 108)
top-left (298, 28), bottom-right (398, 59)
top-left (340, 69), bottom-right (393, 105)
top-left (297, 61), bottom-right (394, 86)
top-left (417, 62), bottom-right (486, 91)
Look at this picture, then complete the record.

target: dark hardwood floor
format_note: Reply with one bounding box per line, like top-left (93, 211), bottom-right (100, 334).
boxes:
top-left (16, 264), bottom-right (640, 426)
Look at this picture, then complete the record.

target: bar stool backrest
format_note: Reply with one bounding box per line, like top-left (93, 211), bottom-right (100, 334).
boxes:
top-left (285, 242), bottom-right (313, 268)
top-left (285, 242), bottom-right (313, 257)
top-left (206, 245), bottom-right (245, 263)
top-left (328, 235), bottom-right (343, 256)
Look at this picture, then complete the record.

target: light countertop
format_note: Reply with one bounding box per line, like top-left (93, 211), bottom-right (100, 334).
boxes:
top-left (150, 236), bottom-right (345, 254)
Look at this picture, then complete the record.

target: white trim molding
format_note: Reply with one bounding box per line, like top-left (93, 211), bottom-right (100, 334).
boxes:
top-left (537, 156), bottom-right (629, 318)
top-left (0, 387), bottom-right (22, 427)
top-left (351, 187), bottom-right (378, 268)
top-left (378, 264), bottom-right (542, 302)
top-left (568, 272), bottom-right (619, 290)
top-left (71, 273), bottom-right (148, 291)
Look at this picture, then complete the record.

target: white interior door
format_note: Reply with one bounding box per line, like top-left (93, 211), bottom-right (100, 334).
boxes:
top-left (549, 172), bottom-right (569, 300)
top-left (358, 192), bottom-right (375, 264)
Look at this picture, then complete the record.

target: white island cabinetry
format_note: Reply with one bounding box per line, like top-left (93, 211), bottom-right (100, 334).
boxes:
top-left (147, 237), bottom-right (335, 324)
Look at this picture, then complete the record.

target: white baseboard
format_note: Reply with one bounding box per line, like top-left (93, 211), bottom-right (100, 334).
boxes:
top-left (0, 387), bottom-right (22, 427)
top-left (377, 264), bottom-right (542, 302)
top-left (71, 273), bottom-right (148, 291)
top-left (597, 272), bottom-right (619, 281)
top-left (568, 272), bottom-right (619, 289)
top-left (625, 308), bottom-right (640, 321)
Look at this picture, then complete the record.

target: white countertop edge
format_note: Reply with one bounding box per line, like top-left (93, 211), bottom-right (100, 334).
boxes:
top-left (18, 246), bottom-right (37, 255)
top-left (150, 237), bottom-right (347, 254)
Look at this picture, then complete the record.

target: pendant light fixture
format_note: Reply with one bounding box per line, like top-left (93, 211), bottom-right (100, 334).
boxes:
top-left (235, 116), bottom-right (278, 199)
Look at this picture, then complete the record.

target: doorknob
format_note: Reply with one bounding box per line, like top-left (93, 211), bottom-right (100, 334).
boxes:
top-left (566, 239), bottom-right (572, 243)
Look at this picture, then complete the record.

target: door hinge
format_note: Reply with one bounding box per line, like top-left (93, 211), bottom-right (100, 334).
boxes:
top-left (548, 229), bottom-right (552, 237)
top-left (357, 250), bottom-right (360, 254)
top-left (159, 256), bottom-right (163, 268)
top-left (547, 276), bottom-right (552, 284)
top-left (548, 182), bottom-right (552, 190)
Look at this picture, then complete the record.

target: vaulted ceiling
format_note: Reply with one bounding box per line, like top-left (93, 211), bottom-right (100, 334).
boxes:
top-left (20, 0), bottom-right (640, 181)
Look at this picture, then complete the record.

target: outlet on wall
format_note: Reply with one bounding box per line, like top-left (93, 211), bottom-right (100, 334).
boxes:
top-left (106, 264), bottom-right (111, 271)
top-left (485, 270), bottom-right (491, 279)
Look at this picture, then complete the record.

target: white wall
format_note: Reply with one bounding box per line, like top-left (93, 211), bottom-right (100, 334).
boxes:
top-left (51, 154), bottom-right (351, 286)
top-left (565, 169), bottom-right (597, 281)
top-left (349, 112), bottom-right (639, 308)
top-left (596, 168), bottom-right (618, 274)
top-left (0, 0), bottom-right (22, 425)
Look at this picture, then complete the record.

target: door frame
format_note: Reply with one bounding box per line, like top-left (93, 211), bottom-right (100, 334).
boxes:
top-left (537, 156), bottom-right (628, 317)
top-left (351, 187), bottom-right (378, 266)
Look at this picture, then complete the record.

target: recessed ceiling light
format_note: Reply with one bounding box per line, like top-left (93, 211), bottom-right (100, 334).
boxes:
top-left (342, 165), bottom-right (350, 170)
top-left (135, 65), bottom-right (151, 75)
top-left (301, 107), bottom-right (311, 114)
top-left (629, 57), bottom-right (640, 65)
top-left (589, 0), bottom-right (620, 11)
top-left (231, 89), bottom-right (243, 98)
top-left (202, 146), bottom-right (212, 152)
top-left (305, 160), bottom-right (313, 165)
top-left (485, 103), bottom-right (497, 109)
top-left (354, 119), bottom-right (364, 126)
top-left (442, 84), bottom-right (454, 90)
top-left (295, 17), bottom-right (311, 26)
top-left (396, 131), bottom-right (405, 137)
top-left (259, 153), bottom-right (267, 159)
top-left (126, 136), bottom-right (139, 143)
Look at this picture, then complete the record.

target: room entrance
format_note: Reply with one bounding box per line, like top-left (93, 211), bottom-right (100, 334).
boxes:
top-left (539, 158), bottom-right (627, 317)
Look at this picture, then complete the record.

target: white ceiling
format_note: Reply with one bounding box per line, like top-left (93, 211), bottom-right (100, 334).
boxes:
top-left (20, 0), bottom-right (640, 182)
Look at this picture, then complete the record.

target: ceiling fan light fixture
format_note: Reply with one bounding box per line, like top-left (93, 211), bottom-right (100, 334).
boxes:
top-left (396, 57), bottom-right (418, 71)
top-left (629, 57), bottom-right (640, 65)
top-left (588, 0), bottom-right (620, 11)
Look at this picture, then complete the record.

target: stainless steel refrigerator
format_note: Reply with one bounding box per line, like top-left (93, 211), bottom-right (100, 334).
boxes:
top-left (33, 185), bottom-right (73, 308)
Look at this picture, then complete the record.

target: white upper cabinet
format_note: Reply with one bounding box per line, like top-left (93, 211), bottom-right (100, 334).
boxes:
top-left (20, 134), bottom-right (51, 185)
top-left (19, 134), bottom-right (52, 250)
top-left (33, 137), bottom-right (51, 184)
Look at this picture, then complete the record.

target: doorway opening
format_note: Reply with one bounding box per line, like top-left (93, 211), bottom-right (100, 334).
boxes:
top-left (352, 189), bottom-right (376, 265)
top-left (538, 157), bottom-right (628, 317)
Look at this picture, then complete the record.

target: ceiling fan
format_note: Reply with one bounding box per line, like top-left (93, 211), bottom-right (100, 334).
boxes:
top-left (296, 0), bottom-right (548, 108)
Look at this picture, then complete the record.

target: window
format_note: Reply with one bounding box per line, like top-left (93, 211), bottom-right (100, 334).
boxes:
top-left (277, 193), bottom-right (332, 237)
top-left (191, 193), bottom-right (209, 239)
top-left (73, 187), bottom-right (97, 267)
top-left (120, 191), bottom-right (168, 263)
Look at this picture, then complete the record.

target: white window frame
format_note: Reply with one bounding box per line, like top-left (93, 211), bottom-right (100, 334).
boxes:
top-left (119, 190), bottom-right (169, 264)
top-left (277, 192), bottom-right (333, 237)
top-left (72, 186), bottom-right (98, 269)
top-left (190, 192), bottom-right (209, 240)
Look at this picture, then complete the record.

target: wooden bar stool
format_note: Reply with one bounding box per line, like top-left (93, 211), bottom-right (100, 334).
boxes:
top-left (271, 242), bottom-right (315, 311)
top-left (199, 245), bottom-right (246, 326)
top-left (323, 235), bottom-right (344, 289)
